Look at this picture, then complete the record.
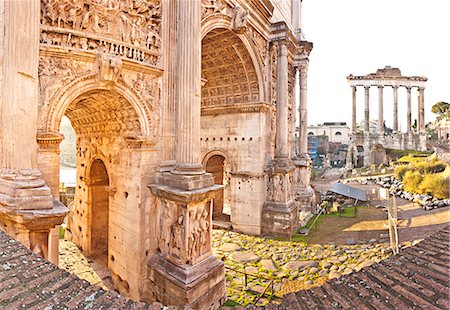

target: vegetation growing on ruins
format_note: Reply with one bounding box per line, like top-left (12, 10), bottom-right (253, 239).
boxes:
top-left (395, 161), bottom-right (449, 199)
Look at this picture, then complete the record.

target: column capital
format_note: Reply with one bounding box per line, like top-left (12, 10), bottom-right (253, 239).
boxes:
top-left (296, 58), bottom-right (309, 74)
top-left (364, 85), bottom-right (370, 90)
top-left (377, 85), bottom-right (384, 89)
top-left (36, 132), bottom-right (64, 151)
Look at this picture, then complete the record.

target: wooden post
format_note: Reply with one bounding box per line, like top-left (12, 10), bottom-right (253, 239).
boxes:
top-left (388, 195), bottom-right (399, 254)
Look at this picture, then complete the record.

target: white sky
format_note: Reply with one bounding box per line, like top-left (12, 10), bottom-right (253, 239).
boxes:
top-left (302, 0), bottom-right (450, 130)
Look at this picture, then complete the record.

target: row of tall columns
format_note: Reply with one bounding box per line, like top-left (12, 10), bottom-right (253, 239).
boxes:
top-left (0, 0), bottom-right (67, 262)
top-left (351, 85), bottom-right (426, 134)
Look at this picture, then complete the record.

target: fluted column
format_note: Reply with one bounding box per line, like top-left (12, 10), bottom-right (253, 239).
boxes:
top-left (1, 1), bottom-right (42, 177)
top-left (364, 86), bottom-right (370, 132)
top-left (0, 0), bottom-right (67, 262)
top-left (173, 0), bottom-right (203, 174)
top-left (351, 86), bottom-right (357, 133)
top-left (275, 41), bottom-right (289, 158)
top-left (406, 87), bottom-right (412, 134)
top-left (378, 86), bottom-right (384, 133)
top-left (299, 60), bottom-right (309, 155)
top-left (393, 86), bottom-right (399, 132)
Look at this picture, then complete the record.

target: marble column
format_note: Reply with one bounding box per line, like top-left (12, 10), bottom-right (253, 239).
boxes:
top-left (172, 0), bottom-right (203, 175)
top-left (406, 87), bottom-right (412, 134)
top-left (419, 87), bottom-right (425, 131)
top-left (364, 86), bottom-right (370, 132)
top-left (351, 86), bottom-right (357, 133)
top-left (393, 86), bottom-right (399, 132)
top-left (417, 87), bottom-right (422, 132)
top-left (0, 0), bottom-right (67, 261)
top-left (378, 86), bottom-right (384, 133)
top-left (299, 61), bottom-right (309, 155)
top-left (148, 1), bottom-right (225, 307)
top-left (275, 41), bottom-right (289, 159)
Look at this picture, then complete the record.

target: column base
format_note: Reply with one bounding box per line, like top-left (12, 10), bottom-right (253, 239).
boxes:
top-left (261, 201), bottom-right (299, 237)
top-left (0, 199), bottom-right (68, 259)
top-left (147, 253), bottom-right (226, 309)
top-left (295, 188), bottom-right (314, 212)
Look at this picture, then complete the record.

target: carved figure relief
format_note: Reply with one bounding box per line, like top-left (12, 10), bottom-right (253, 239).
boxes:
top-left (266, 175), bottom-right (274, 201)
top-left (159, 203), bottom-right (173, 254)
top-left (231, 5), bottom-right (248, 33)
top-left (169, 215), bottom-right (185, 260)
top-left (201, 0), bottom-right (226, 19)
top-left (187, 205), bottom-right (210, 263)
top-left (40, 0), bottom-right (162, 65)
top-left (95, 52), bottom-right (123, 85)
top-left (39, 56), bottom-right (91, 105)
top-left (274, 175), bottom-right (284, 202)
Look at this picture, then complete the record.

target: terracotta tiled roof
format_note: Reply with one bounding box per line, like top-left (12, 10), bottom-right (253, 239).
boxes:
top-left (0, 231), bottom-right (159, 309)
top-left (275, 227), bottom-right (450, 310)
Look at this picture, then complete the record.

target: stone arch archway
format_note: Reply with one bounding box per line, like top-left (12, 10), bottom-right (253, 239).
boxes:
top-left (44, 75), bottom-right (153, 137)
top-left (203, 151), bottom-right (232, 223)
top-left (201, 23), bottom-right (265, 103)
top-left (38, 81), bottom-right (153, 296)
top-left (86, 158), bottom-right (110, 259)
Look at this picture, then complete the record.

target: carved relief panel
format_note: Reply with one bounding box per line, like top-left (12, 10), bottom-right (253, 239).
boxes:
top-left (266, 172), bottom-right (293, 204)
top-left (40, 0), bottom-right (162, 65)
top-left (159, 200), bottom-right (212, 266)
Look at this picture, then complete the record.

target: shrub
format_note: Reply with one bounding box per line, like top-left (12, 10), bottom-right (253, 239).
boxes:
top-left (403, 170), bottom-right (424, 194)
top-left (394, 165), bottom-right (408, 180)
top-left (419, 174), bottom-right (450, 199)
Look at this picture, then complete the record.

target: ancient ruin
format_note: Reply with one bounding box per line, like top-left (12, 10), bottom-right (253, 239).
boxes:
top-left (347, 66), bottom-right (427, 167)
top-left (0, 0), bottom-right (313, 308)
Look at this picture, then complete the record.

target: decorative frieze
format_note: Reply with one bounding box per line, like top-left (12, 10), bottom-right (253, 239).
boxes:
top-left (40, 0), bottom-right (162, 66)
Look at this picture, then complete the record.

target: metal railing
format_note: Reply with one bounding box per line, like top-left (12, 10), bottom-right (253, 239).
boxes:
top-left (224, 265), bottom-right (287, 305)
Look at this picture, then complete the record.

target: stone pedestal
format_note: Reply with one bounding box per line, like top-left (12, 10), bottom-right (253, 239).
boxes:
top-left (147, 173), bottom-right (226, 309)
top-left (419, 132), bottom-right (427, 151)
top-left (0, 192), bottom-right (67, 260)
top-left (262, 159), bottom-right (299, 237)
top-left (148, 253), bottom-right (225, 309)
top-left (293, 155), bottom-right (313, 210)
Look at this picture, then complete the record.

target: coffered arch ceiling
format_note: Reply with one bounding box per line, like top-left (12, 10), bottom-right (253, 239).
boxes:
top-left (201, 28), bottom-right (260, 107)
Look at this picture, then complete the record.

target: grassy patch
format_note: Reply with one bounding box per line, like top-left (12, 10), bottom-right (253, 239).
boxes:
top-left (387, 148), bottom-right (432, 161)
top-left (325, 206), bottom-right (356, 218)
top-left (289, 206), bottom-right (359, 242)
top-left (222, 299), bottom-right (240, 307)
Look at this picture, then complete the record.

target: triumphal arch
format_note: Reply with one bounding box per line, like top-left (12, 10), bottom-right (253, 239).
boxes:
top-left (0, 0), bottom-right (313, 307)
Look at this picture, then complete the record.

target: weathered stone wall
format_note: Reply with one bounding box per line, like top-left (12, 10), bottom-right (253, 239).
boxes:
top-left (201, 108), bottom-right (270, 234)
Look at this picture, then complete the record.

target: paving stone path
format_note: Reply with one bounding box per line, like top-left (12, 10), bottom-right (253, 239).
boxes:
top-left (212, 229), bottom-right (394, 306)
top-left (59, 240), bottom-right (107, 290)
top-left (58, 230), bottom-right (396, 307)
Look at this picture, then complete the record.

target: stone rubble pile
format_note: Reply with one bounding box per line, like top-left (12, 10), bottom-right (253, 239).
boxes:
top-left (353, 176), bottom-right (450, 210)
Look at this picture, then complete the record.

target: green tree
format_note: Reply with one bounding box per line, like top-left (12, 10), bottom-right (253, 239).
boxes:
top-left (431, 101), bottom-right (449, 120)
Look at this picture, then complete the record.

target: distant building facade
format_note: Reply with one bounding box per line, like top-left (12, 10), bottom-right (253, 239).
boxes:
top-left (307, 122), bottom-right (350, 144)
top-left (436, 119), bottom-right (450, 140)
